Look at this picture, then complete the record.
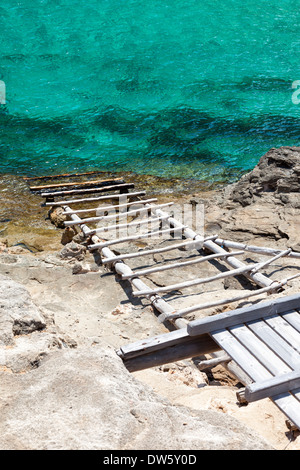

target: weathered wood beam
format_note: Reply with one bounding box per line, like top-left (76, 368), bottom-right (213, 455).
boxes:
top-left (102, 235), bottom-right (218, 264)
top-left (86, 215), bottom-right (170, 236)
top-left (117, 327), bottom-right (221, 373)
top-left (215, 238), bottom-right (300, 260)
top-left (64, 202), bottom-right (174, 226)
top-left (132, 263), bottom-right (259, 297)
top-left (245, 370), bottom-right (300, 403)
top-left (41, 182), bottom-right (134, 198)
top-left (151, 207), bottom-right (275, 289)
top-left (89, 225), bottom-right (188, 251)
top-left (187, 293), bottom-right (300, 336)
top-left (30, 178), bottom-right (124, 191)
top-left (121, 251), bottom-right (245, 280)
top-left (62, 198), bottom-right (158, 215)
top-left (43, 191), bottom-right (146, 207)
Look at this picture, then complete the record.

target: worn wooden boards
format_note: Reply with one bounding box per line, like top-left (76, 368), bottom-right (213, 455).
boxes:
top-left (188, 295), bottom-right (300, 429)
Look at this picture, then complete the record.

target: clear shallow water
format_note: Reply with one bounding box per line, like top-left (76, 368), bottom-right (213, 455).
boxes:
top-left (1, 0), bottom-right (300, 183)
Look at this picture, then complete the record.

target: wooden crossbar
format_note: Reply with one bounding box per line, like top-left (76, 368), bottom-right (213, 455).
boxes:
top-left (132, 263), bottom-right (260, 297)
top-left (121, 250), bottom-right (245, 280)
top-left (64, 202), bottom-right (174, 226)
top-left (215, 238), bottom-right (300, 260)
top-left (30, 178), bottom-right (124, 191)
top-left (187, 293), bottom-right (300, 336)
top-left (102, 236), bottom-right (218, 264)
top-left (245, 369), bottom-right (300, 403)
top-left (41, 182), bottom-right (134, 198)
top-left (85, 215), bottom-right (170, 236)
top-left (62, 198), bottom-right (158, 215)
top-left (24, 170), bottom-right (107, 181)
top-left (89, 225), bottom-right (188, 251)
top-left (43, 191), bottom-right (146, 207)
top-left (117, 327), bottom-right (220, 372)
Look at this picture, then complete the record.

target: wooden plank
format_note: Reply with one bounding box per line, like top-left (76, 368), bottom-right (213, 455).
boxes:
top-left (245, 370), bottom-right (300, 402)
top-left (265, 314), bottom-right (300, 353)
top-left (64, 202), bottom-right (174, 226)
top-left (281, 310), bottom-right (300, 333)
top-left (62, 198), bottom-right (158, 215)
top-left (210, 328), bottom-right (300, 429)
top-left (187, 294), bottom-right (300, 336)
top-left (30, 178), bottom-right (124, 191)
top-left (43, 191), bottom-right (147, 207)
top-left (228, 324), bottom-right (292, 375)
top-left (118, 330), bottom-right (220, 373)
top-left (121, 250), bottom-right (245, 280)
top-left (247, 319), bottom-right (300, 369)
top-left (24, 170), bottom-right (108, 181)
top-left (250, 249), bottom-right (291, 274)
top-left (89, 225), bottom-right (188, 251)
top-left (268, 393), bottom-right (300, 430)
top-left (211, 329), bottom-right (271, 381)
top-left (102, 236), bottom-right (217, 264)
top-left (41, 182), bottom-right (134, 198)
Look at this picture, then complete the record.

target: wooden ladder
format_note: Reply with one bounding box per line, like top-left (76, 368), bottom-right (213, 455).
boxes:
top-left (26, 172), bottom-right (300, 430)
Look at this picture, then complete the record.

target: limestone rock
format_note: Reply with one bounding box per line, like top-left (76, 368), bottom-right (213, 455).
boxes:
top-left (0, 346), bottom-right (273, 450)
top-left (48, 207), bottom-right (67, 229)
top-left (225, 146), bottom-right (300, 207)
top-left (0, 274), bottom-right (46, 346)
top-left (60, 241), bottom-right (86, 261)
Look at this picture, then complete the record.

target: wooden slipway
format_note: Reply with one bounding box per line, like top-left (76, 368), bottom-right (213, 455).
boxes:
top-left (26, 172), bottom-right (300, 431)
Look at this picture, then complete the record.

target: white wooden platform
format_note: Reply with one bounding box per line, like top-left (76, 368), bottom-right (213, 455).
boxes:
top-left (187, 295), bottom-right (300, 430)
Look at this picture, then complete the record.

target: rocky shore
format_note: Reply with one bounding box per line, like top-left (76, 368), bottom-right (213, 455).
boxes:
top-left (0, 146), bottom-right (300, 450)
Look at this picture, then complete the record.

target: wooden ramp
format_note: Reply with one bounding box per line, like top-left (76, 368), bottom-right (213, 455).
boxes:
top-left (26, 172), bottom-right (300, 431)
top-left (119, 294), bottom-right (300, 430)
top-left (188, 295), bottom-right (300, 430)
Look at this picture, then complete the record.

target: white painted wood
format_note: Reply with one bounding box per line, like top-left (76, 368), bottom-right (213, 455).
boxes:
top-left (212, 328), bottom-right (300, 428)
top-left (102, 236), bottom-right (217, 264)
top-left (132, 263), bottom-right (262, 297)
top-left (281, 311), bottom-right (300, 333)
top-left (214, 238), bottom-right (300, 260)
top-left (264, 314), bottom-right (300, 353)
top-left (64, 202), bottom-right (174, 226)
top-left (152, 208), bottom-right (275, 289)
top-left (85, 215), bottom-right (170, 236)
top-left (187, 294), bottom-right (300, 336)
top-left (250, 248), bottom-right (292, 274)
top-left (212, 329), bottom-right (271, 382)
top-left (121, 250), bottom-right (245, 280)
top-left (62, 197), bottom-right (158, 215)
top-left (245, 370), bottom-right (300, 402)
top-left (247, 319), bottom-right (300, 369)
top-left (229, 324), bottom-right (292, 375)
top-left (89, 225), bottom-right (188, 251)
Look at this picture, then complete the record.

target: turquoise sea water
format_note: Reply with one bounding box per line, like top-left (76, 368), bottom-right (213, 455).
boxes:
top-left (1, 0), bottom-right (300, 183)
